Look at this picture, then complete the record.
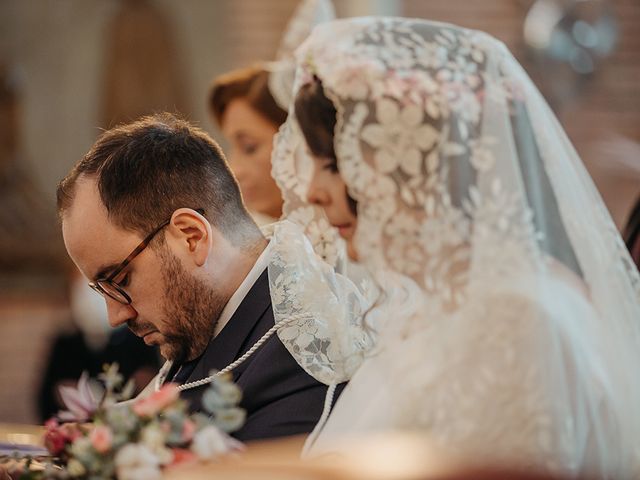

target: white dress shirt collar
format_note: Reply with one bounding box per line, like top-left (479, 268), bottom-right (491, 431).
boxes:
top-left (213, 239), bottom-right (273, 337)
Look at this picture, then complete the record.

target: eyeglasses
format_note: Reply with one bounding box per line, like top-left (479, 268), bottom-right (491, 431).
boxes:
top-left (88, 209), bottom-right (204, 305)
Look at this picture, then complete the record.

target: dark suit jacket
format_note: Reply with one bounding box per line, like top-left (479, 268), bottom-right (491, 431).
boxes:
top-left (177, 269), bottom-right (342, 442)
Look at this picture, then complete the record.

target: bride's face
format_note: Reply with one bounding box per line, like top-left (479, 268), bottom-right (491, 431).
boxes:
top-left (307, 155), bottom-right (359, 260)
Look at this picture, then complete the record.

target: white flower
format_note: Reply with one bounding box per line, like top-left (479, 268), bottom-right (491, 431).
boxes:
top-left (140, 423), bottom-right (165, 452)
top-left (115, 443), bottom-right (161, 480)
top-left (324, 57), bottom-right (385, 101)
top-left (469, 137), bottom-right (498, 172)
top-left (416, 43), bottom-right (448, 70)
top-left (191, 426), bottom-right (235, 460)
top-left (449, 88), bottom-right (481, 125)
top-left (105, 404), bottom-right (138, 435)
top-left (458, 32), bottom-right (486, 65)
top-left (361, 98), bottom-right (438, 176)
top-left (66, 459), bottom-right (86, 477)
top-left (69, 437), bottom-right (93, 462)
top-left (57, 371), bottom-right (99, 422)
top-left (334, 67), bottom-right (370, 100)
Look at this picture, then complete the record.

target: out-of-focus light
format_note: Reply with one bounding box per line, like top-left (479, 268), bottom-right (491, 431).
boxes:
top-left (523, 0), bottom-right (563, 50)
top-left (573, 20), bottom-right (598, 48)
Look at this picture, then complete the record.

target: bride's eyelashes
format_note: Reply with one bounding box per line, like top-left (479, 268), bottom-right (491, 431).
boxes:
top-left (321, 159), bottom-right (339, 173)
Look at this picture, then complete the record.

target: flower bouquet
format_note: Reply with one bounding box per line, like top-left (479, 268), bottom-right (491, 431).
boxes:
top-left (1, 364), bottom-right (245, 480)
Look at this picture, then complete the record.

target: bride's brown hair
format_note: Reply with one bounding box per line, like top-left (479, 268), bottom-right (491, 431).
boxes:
top-left (294, 76), bottom-right (338, 166)
top-left (295, 76), bottom-right (358, 215)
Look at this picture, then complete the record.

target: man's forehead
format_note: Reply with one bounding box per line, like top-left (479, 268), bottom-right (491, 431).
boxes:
top-left (62, 176), bottom-right (108, 238)
top-left (61, 176), bottom-right (133, 279)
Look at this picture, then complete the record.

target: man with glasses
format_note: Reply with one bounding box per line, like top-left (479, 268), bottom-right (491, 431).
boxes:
top-left (56, 113), bottom-right (330, 442)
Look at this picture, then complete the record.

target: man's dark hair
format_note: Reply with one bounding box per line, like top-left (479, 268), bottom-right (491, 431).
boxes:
top-left (57, 113), bottom-right (260, 246)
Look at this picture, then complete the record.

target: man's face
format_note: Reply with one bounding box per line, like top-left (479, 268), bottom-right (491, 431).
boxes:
top-left (62, 176), bottom-right (225, 362)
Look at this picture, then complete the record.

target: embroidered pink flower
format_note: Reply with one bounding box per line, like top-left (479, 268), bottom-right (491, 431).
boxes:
top-left (90, 425), bottom-right (113, 453)
top-left (133, 384), bottom-right (180, 417)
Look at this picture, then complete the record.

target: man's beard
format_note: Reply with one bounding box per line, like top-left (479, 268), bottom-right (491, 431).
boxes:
top-left (155, 248), bottom-right (227, 362)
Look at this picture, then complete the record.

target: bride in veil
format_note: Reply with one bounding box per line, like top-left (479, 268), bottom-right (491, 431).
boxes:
top-left (271, 17), bottom-right (640, 477)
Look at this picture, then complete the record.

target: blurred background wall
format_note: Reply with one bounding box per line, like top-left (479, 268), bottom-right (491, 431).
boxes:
top-left (0, 0), bottom-right (638, 423)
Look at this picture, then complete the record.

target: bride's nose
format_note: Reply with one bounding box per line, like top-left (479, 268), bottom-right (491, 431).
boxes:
top-left (307, 176), bottom-right (331, 206)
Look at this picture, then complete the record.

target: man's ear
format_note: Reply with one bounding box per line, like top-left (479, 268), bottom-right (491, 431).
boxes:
top-left (166, 208), bottom-right (213, 267)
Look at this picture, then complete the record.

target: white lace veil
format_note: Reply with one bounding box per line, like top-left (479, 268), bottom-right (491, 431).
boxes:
top-left (266, 2), bottom-right (376, 390)
top-left (267, 0), bottom-right (336, 111)
top-left (272, 17), bottom-right (640, 476)
top-left (268, 0), bottom-right (346, 269)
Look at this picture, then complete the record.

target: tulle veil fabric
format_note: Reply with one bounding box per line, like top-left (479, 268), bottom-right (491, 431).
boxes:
top-left (271, 17), bottom-right (640, 477)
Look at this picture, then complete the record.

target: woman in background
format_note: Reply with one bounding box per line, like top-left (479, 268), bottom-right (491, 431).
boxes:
top-left (208, 65), bottom-right (286, 225)
top-left (208, 0), bottom-right (335, 227)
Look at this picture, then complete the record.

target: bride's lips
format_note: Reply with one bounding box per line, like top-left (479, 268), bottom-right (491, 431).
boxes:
top-left (333, 223), bottom-right (354, 238)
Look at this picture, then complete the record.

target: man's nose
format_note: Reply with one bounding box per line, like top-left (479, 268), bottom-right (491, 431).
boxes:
top-left (104, 297), bottom-right (137, 329)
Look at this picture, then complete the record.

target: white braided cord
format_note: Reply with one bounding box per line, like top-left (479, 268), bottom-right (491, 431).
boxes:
top-left (155, 313), bottom-right (311, 392)
top-left (302, 383), bottom-right (337, 456)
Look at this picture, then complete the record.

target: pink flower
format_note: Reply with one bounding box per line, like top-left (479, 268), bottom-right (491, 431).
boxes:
top-left (60, 423), bottom-right (82, 442)
top-left (44, 418), bottom-right (59, 429)
top-left (133, 384), bottom-right (180, 417)
top-left (90, 425), bottom-right (113, 453)
top-left (43, 420), bottom-right (67, 456)
top-left (181, 419), bottom-right (196, 443)
top-left (57, 372), bottom-right (99, 422)
top-left (167, 448), bottom-right (198, 468)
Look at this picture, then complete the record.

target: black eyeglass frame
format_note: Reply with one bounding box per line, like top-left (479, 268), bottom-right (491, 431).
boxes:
top-left (88, 208), bottom-right (205, 305)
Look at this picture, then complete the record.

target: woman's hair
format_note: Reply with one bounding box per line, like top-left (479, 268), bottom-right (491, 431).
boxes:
top-left (208, 64), bottom-right (287, 128)
top-left (295, 77), bottom-right (357, 216)
top-left (294, 76), bottom-right (337, 163)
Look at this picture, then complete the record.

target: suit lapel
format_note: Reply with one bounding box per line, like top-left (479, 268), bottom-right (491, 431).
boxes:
top-left (184, 268), bottom-right (272, 384)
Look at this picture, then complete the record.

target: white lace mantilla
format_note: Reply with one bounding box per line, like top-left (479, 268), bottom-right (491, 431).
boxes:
top-left (266, 220), bottom-right (376, 385)
top-left (271, 17), bottom-right (640, 477)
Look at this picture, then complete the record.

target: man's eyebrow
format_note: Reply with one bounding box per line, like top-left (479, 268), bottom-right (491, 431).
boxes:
top-left (93, 263), bottom-right (120, 281)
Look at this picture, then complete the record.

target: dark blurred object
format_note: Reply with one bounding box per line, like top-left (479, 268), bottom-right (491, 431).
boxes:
top-left (101, 0), bottom-right (187, 127)
top-left (624, 195), bottom-right (640, 269)
top-left (38, 325), bottom-right (159, 422)
top-left (0, 63), bottom-right (65, 288)
top-left (524, 0), bottom-right (618, 109)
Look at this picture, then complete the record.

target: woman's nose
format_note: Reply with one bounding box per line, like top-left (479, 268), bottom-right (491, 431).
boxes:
top-left (229, 157), bottom-right (249, 183)
top-left (307, 168), bottom-right (331, 206)
top-left (307, 181), bottom-right (331, 206)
